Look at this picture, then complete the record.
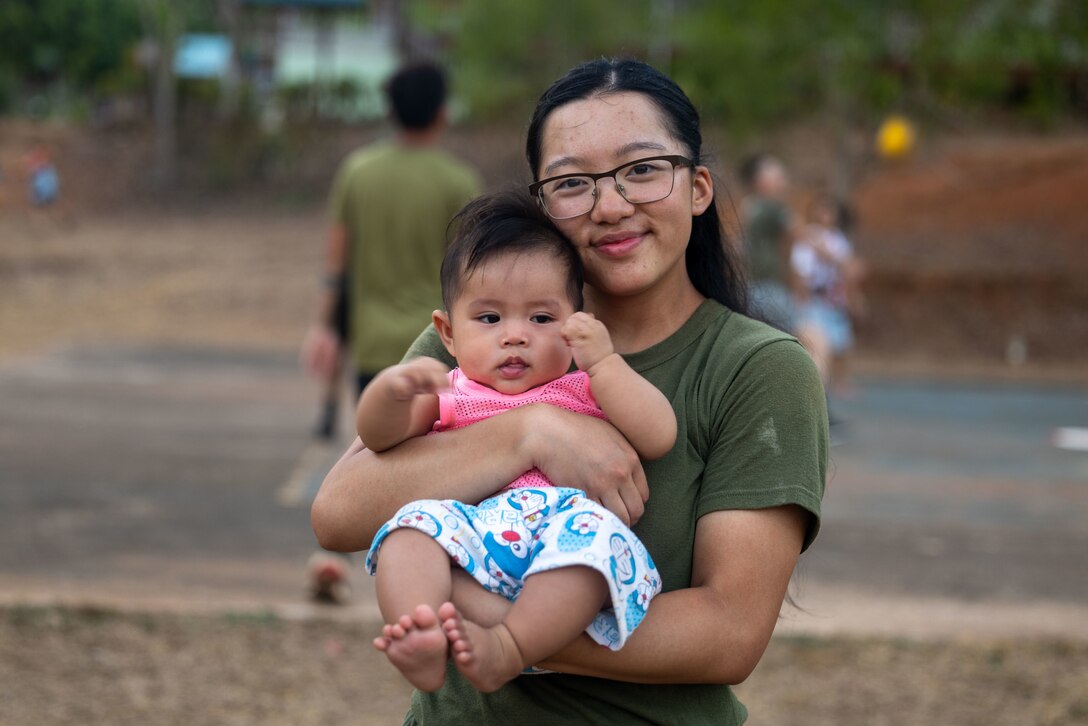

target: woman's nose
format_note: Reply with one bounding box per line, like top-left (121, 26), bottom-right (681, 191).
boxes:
top-left (590, 178), bottom-right (634, 223)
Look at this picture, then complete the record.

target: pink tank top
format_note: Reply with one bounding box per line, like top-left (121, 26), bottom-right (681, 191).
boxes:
top-left (435, 368), bottom-right (607, 489)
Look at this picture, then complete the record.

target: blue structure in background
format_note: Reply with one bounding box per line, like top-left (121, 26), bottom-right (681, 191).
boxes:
top-left (238, 0), bottom-right (392, 121)
top-left (175, 35), bottom-right (233, 79)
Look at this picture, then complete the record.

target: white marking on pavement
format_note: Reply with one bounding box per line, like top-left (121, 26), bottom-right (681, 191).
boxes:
top-left (1053, 427), bottom-right (1088, 452)
top-left (277, 440), bottom-right (343, 506)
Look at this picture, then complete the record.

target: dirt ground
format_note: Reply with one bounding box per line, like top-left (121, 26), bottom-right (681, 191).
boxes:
top-left (849, 133), bottom-right (1088, 369)
top-left (3, 606), bottom-right (1087, 725)
top-left (2, 119), bottom-right (1087, 724)
top-left (3, 117), bottom-right (1086, 373)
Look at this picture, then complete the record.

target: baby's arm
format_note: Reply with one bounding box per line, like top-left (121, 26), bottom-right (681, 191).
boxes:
top-left (356, 357), bottom-right (448, 453)
top-left (562, 312), bottom-right (677, 460)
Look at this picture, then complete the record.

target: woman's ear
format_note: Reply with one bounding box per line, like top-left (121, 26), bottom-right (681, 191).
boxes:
top-left (691, 165), bottom-right (714, 216)
top-left (432, 309), bottom-right (456, 357)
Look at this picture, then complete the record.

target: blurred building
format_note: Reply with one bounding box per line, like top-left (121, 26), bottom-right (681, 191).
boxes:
top-left (240, 0), bottom-right (395, 121)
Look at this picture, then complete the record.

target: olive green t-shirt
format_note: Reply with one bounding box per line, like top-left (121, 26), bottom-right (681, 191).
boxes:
top-left (399, 299), bottom-right (827, 726)
top-left (329, 140), bottom-right (480, 374)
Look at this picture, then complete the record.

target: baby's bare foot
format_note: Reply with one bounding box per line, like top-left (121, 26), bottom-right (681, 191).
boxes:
top-left (439, 601), bottom-right (524, 693)
top-left (375, 605), bottom-right (449, 692)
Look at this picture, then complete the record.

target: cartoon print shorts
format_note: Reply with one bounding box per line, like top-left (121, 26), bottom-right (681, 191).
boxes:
top-left (365, 486), bottom-right (661, 650)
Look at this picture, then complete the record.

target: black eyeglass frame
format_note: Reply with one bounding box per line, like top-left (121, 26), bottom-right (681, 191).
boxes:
top-left (528, 154), bottom-right (695, 220)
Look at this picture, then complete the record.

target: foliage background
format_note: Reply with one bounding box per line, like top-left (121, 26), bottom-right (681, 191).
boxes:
top-left (2, 0), bottom-right (1085, 129)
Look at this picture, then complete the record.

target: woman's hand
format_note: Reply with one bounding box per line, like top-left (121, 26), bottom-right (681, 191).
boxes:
top-left (312, 402), bottom-right (648, 551)
top-left (520, 404), bottom-right (648, 526)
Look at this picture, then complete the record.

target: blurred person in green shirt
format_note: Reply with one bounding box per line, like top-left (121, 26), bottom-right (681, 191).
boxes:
top-left (302, 61), bottom-right (481, 439)
top-left (301, 61), bottom-right (480, 601)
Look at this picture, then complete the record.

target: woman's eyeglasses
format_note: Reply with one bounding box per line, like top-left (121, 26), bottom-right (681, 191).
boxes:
top-left (529, 155), bottom-right (694, 220)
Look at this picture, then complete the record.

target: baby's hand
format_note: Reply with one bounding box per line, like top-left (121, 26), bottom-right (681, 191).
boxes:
top-left (562, 312), bottom-right (614, 372)
top-left (385, 357), bottom-right (450, 401)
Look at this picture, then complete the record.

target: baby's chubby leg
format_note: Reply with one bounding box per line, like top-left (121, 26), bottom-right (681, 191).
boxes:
top-left (442, 566), bottom-right (608, 692)
top-left (373, 528), bottom-right (454, 692)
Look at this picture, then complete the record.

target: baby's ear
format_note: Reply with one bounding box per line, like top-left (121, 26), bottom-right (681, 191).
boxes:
top-left (432, 310), bottom-right (456, 357)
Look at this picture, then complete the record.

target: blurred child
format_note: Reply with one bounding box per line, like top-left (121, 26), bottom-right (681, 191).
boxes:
top-left (792, 194), bottom-right (866, 394)
top-left (739, 153), bottom-right (798, 333)
top-left (24, 143), bottom-right (59, 208)
top-left (358, 190), bottom-right (675, 693)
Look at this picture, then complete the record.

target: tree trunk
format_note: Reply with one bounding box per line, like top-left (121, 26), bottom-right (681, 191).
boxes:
top-left (140, 0), bottom-right (182, 191)
top-left (217, 0), bottom-right (242, 121)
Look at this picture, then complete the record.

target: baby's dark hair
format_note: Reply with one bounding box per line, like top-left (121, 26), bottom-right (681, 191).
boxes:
top-left (441, 189), bottom-right (583, 312)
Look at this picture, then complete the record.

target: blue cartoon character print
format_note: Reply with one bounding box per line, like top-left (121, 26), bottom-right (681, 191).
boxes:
top-left (367, 486), bottom-right (662, 651)
top-left (506, 488), bottom-right (550, 529)
top-left (557, 510), bottom-right (603, 552)
top-left (396, 508), bottom-right (442, 537)
top-left (623, 573), bottom-right (660, 633)
top-left (609, 532), bottom-right (637, 588)
top-left (446, 534), bottom-right (477, 576)
top-left (482, 524), bottom-right (531, 580)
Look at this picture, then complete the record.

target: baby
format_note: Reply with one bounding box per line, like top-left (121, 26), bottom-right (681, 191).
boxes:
top-left (357, 190), bottom-right (676, 693)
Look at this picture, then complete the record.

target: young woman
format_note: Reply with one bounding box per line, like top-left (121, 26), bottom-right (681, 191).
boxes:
top-left (312, 58), bottom-right (827, 725)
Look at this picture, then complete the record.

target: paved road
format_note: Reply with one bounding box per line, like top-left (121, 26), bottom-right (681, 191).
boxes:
top-left (792, 380), bottom-right (1088, 639)
top-left (818, 380), bottom-right (1088, 599)
top-left (0, 345), bottom-right (322, 608)
top-left (1, 345), bottom-right (1085, 637)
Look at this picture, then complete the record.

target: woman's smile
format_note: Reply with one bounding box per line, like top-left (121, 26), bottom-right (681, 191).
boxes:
top-left (591, 230), bottom-right (646, 257)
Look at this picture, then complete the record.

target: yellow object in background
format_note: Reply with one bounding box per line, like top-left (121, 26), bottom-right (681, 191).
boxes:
top-left (876, 115), bottom-right (916, 159)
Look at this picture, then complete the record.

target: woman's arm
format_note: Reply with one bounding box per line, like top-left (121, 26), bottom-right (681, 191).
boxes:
top-left (535, 505), bottom-right (809, 684)
top-left (311, 404), bottom-right (650, 552)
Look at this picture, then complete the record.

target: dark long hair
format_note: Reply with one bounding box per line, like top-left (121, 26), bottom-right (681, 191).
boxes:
top-left (526, 58), bottom-right (749, 315)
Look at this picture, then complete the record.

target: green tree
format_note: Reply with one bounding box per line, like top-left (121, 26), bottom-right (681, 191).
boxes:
top-left (0, 0), bottom-right (143, 112)
top-left (434, 0), bottom-right (1086, 129)
top-left (134, 0), bottom-right (220, 188)
top-left (435, 0), bottom-right (658, 119)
